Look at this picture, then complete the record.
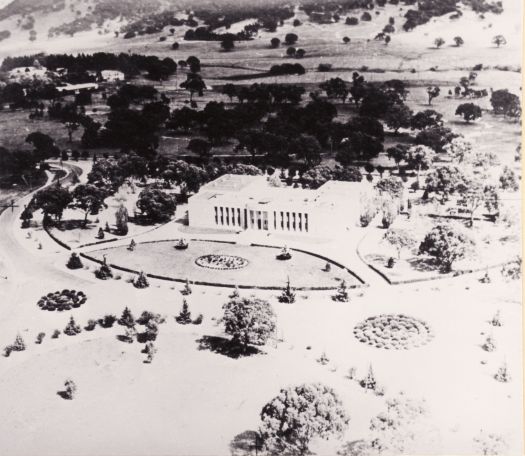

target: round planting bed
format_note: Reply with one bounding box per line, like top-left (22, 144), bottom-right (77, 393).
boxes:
top-left (195, 254), bottom-right (249, 270)
top-left (37, 289), bottom-right (87, 311)
top-left (353, 314), bottom-right (433, 350)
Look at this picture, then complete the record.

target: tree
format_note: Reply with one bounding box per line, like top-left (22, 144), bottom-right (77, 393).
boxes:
top-left (71, 184), bottom-right (106, 226)
top-left (171, 41), bottom-right (179, 50)
top-left (426, 86), bottom-right (440, 105)
top-left (384, 228), bottom-right (416, 260)
top-left (319, 78), bottom-right (349, 103)
top-left (332, 280), bottom-right (349, 302)
top-left (118, 307), bottom-right (135, 328)
top-left (278, 277), bottom-right (296, 303)
top-left (270, 37), bottom-right (280, 48)
top-left (343, 36), bottom-right (350, 44)
top-left (457, 177), bottom-right (485, 227)
top-left (25, 131), bottom-right (56, 160)
top-left (492, 35), bottom-right (507, 48)
top-left (336, 132), bottom-right (383, 165)
top-left (284, 33), bottom-right (298, 45)
top-left (220, 36), bottom-right (235, 51)
top-left (375, 176), bottom-right (404, 200)
top-left (424, 166), bottom-right (465, 202)
top-left (180, 73), bottom-right (206, 101)
top-left (222, 296), bottom-right (276, 349)
top-left (66, 252), bottom-right (83, 269)
top-left (453, 36), bottom-right (464, 47)
top-left (176, 299), bottom-right (192, 324)
top-left (133, 271), bottom-right (149, 289)
top-left (136, 189), bottom-right (176, 223)
top-left (384, 104), bottom-right (413, 133)
top-left (434, 37), bottom-right (445, 48)
top-left (286, 46), bottom-right (296, 57)
top-left (419, 224), bottom-right (474, 272)
top-left (416, 126), bottom-right (456, 153)
top-left (490, 89), bottom-right (521, 118)
top-left (443, 137), bottom-right (473, 163)
top-left (411, 109), bottom-right (443, 130)
top-left (455, 103), bottom-right (482, 123)
top-left (387, 144), bottom-right (409, 173)
top-left (187, 138), bottom-right (212, 159)
top-left (499, 166), bottom-right (519, 191)
top-left (259, 383), bottom-right (349, 455)
top-left (221, 83), bottom-right (237, 102)
top-left (288, 134), bottom-right (322, 167)
top-left (32, 184), bottom-right (72, 221)
top-left (64, 316), bottom-right (82, 336)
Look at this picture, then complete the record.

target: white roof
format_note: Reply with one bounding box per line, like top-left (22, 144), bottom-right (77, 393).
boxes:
top-left (191, 174), bottom-right (373, 209)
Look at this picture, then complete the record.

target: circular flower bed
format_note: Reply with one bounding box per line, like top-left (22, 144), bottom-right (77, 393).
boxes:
top-left (195, 254), bottom-right (249, 270)
top-left (353, 314), bottom-right (433, 350)
top-left (37, 290), bottom-right (87, 311)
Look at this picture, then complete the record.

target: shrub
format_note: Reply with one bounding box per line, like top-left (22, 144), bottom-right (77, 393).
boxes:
top-left (278, 277), bottom-right (296, 303)
top-left (332, 280), bottom-right (349, 302)
top-left (84, 319), bottom-right (97, 331)
top-left (118, 307), bottom-right (136, 328)
top-left (64, 316), bottom-right (82, 336)
top-left (192, 314), bottom-right (203, 325)
top-left (66, 252), bottom-right (83, 269)
top-left (143, 341), bottom-right (157, 363)
top-left (361, 12), bottom-right (372, 21)
top-left (98, 314), bottom-right (117, 328)
top-left (133, 271), bottom-right (149, 289)
top-left (180, 279), bottom-right (192, 295)
top-left (52, 329), bottom-right (61, 338)
top-left (175, 299), bottom-right (192, 324)
top-left (346, 16), bottom-right (359, 25)
top-left (35, 332), bottom-right (45, 344)
top-left (62, 379), bottom-right (77, 399)
top-left (95, 263), bottom-right (113, 280)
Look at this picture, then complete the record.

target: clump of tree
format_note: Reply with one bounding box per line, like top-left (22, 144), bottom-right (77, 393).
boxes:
top-left (66, 252), bottom-right (83, 269)
top-left (419, 224), bottom-right (474, 272)
top-left (136, 189), bottom-right (176, 223)
top-left (259, 383), bottom-right (349, 455)
top-left (222, 296), bottom-right (276, 351)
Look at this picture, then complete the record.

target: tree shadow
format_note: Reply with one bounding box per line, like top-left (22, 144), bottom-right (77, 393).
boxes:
top-left (229, 430), bottom-right (262, 456)
top-left (55, 219), bottom-right (92, 231)
top-left (407, 256), bottom-right (440, 273)
top-left (56, 390), bottom-right (71, 400)
top-left (196, 336), bottom-right (263, 359)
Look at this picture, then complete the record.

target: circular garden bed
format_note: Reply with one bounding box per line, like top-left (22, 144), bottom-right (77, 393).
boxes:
top-left (37, 290), bottom-right (87, 311)
top-left (195, 254), bottom-right (249, 270)
top-left (353, 314), bottom-right (433, 350)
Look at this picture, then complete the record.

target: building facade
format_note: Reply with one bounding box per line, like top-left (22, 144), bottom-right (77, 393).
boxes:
top-left (187, 174), bottom-right (374, 236)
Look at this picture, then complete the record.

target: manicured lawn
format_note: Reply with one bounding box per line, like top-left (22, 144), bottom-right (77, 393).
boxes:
top-left (90, 239), bottom-right (360, 288)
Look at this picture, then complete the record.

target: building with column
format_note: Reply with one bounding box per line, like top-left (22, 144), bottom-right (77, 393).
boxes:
top-left (187, 174), bottom-right (374, 236)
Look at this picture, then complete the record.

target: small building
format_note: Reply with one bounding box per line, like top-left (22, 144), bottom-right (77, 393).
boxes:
top-left (56, 82), bottom-right (99, 94)
top-left (100, 70), bottom-right (125, 82)
top-left (187, 174), bottom-right (374, 236)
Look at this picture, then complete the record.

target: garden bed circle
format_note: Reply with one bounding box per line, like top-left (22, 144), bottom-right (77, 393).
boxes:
top-left (37, 289), bottom-right (87, 311)
top-left (195, 254), bottom-right (249, 270)
top-left (353, 314), bottom-right (433, 350)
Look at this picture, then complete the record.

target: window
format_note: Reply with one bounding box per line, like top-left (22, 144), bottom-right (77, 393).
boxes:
top-left (214, 207), bottom-right (218, 225)
top-left (304, 213), bottom-right (308, 232)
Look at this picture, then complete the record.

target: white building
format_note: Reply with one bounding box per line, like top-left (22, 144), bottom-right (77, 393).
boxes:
top-left (56, 82), bottom-right (99, 94)
top-left (8, 66), bottom-right (51, 82)
top-left (187, 174), bottom-right (374, 236)
top-left (100, 70), bottom-right (125, 82)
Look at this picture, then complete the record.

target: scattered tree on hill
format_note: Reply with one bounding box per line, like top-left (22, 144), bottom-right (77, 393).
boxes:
top-left (419, 224), bottom-right (474, 272)
top-left (222, 296), bottom-right (276, 350)
top-left (319, 78), bottom-right (349, 103)
top-left (180, 73), bottom-right (206, 101)
top-left (284, 33), bottom-right (298, 45)
top-left (220, 36), bottom-right (235, 51)
top-left (492, 35), bottom-right (507, 48)
top-left (453, 36), bottom-right (464, 46)
top-left (270, 37), bottom-right (280, 48)
top-left (490, 89), bottom-right (521, 119)
top-left (259, 383), bottom-right (349, 455)
top-left (426, 86), bottom-right (440, 105)
top-left (455, 103), bottom-right (482, 123)
top-left (434, 37), bottom-right (445, 48)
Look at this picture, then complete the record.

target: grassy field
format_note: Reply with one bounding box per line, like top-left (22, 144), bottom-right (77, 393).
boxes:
top-left (89, 239), bottom-right (360, 288)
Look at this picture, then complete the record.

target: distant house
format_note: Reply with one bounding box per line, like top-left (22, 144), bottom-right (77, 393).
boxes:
top-left (8, 66), bottom-right (50, 81)
top-left (56, 82), bottom-right (99, 94)
top-left (100, 70), bottom-right (125, 82)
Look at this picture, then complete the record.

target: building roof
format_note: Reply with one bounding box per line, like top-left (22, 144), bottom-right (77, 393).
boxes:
top-left (190, 174), bottom-right (373, 209)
